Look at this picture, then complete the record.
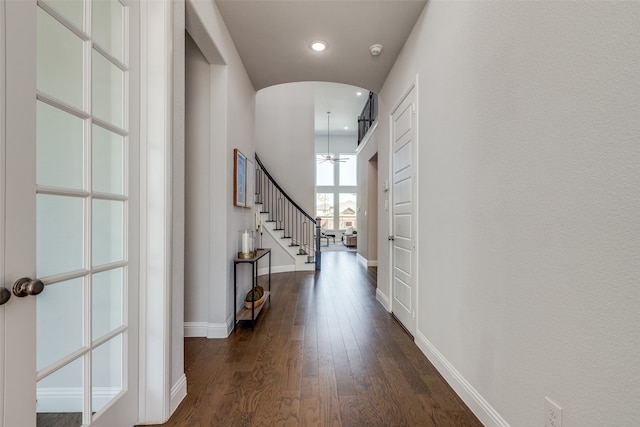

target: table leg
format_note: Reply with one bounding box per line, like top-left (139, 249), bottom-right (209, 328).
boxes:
top-left (233, 262), bottom-right (237, 331)
top-left (251, 262), bottom-right (256, 329)
top-left (268, 251), bottom-right (271, 303)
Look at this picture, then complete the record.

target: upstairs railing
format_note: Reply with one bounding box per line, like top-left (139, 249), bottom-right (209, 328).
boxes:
top-left (357, 91), bottom-right (378, 145)
top-left (254, 154), bottom-right (319, 268)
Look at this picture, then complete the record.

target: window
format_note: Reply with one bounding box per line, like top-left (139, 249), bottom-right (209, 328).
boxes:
top-left (339, 154), bottom-right (356, 185)
top-left (316, 161), bottom-right (334, 186)
top-left (316, 193), bottom-right (334, 230)
top-left (338, 193), bottom-right (356, 229)
top-left (315, 155), bottom-right (357, 231)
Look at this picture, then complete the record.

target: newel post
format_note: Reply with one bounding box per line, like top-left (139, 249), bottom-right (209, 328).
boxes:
top-left (315, 217), bottom-right (321, 270)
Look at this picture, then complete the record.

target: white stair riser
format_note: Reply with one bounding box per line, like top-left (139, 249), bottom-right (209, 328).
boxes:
top-left (257, 210), bottom-right (314, 270)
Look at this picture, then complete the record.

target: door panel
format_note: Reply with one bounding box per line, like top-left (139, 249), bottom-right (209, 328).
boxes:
top-left (3, 1), bottom-right (38, 425)
top-left (394, 276), bottom-right (412, 311)
top-left (395, 213), bottom-right (411, 239)
top-left (394, 177), bottom-right (411, 205)
top-left (0, 0), bottom-right (6, 423)
top-left (393, 136), bottom-right (412, 174)
top-left (2, 1), bottom-right (139, 425)
top-left (391, 86), bottom-right (417, 336)
top-left (394, 245), bottom-right (412, 275)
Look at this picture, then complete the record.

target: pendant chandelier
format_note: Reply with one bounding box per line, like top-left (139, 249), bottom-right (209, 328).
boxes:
top-left (317, 111), bottom-right (346, 163)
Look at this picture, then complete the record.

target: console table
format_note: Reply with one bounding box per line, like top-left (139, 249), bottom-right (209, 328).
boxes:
top-left (233, 248), bottom-right (271, 330)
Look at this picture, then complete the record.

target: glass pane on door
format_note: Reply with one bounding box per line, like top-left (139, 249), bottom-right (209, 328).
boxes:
top-left (37, 7), bottom-right (84, 110)
top-left (35, 0), bottom-right (129, 424)
top-left (92, 50), bottom-right (123, 128)
top-left (37, 278), bottom-right (84, 371)
top-left (91, 334), bottom-right (123, 414)
top-left (92, 199), bottom-right (124, 266)
top-left (92, 125), bottom-right (124, 195)
top-left (37, 101), bottom-right (85, 190)
top-left (36, 194), bottom-right (85, 277)
top-left (93, 0), bottom-right (124, 62)
top-left (92, 268), bottom-right (123, 340)
top-left (36, 357), bottom-right (84, 426)
top-left (43, 0), bottom-right (85, 30)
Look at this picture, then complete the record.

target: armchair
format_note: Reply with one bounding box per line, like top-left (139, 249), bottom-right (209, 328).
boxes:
top-left (342, 222), bottom-right (357, 247)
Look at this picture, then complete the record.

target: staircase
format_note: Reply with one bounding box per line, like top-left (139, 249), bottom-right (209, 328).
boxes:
top-left (254, 154), bottom-right (319, 271)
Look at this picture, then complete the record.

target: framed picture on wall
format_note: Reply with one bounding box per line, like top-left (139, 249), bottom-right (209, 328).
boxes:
top-left (234, 149), bottom-right (246, 207)
top-left (245, 158), bottom-right (255, 207)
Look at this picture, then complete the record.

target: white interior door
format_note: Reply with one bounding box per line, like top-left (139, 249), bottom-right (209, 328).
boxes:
top-left (390, 85), bottom-right (417, 337)
top-left (1, 1), bottom-right (139, 426)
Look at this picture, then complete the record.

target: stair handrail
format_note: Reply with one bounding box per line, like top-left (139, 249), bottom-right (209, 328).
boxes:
top-left (254, 154), bottom-right (316, 224)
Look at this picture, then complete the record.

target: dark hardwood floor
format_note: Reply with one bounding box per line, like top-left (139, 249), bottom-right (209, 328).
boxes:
top-left (146, 251), bottom-right (481, 426)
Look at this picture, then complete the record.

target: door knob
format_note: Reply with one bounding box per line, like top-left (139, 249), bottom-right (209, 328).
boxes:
top-left (0, 288), bottom-right (10, 305)
top-left (12, 277), bottom-right (45, 297)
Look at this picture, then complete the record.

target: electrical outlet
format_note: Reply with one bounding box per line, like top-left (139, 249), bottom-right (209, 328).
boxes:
top-left (545, 397), bottom-right (562, 427)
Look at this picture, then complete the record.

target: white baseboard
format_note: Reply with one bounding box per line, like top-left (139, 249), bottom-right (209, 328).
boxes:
top-left (257, 262), bottom-right (315, 276)
top-left (209, 320), bottom-right (232, 338)
top-left (415, 331), bottom-right (510, 427)
top-left (37, 387), bottom-right (119, 413)
top-left (376, 288), bottom-right (390, 311)
top-left (184, 321), bottom-right (231, 338)
top-left (170, 374), bottom-right (187, 415)
top-left (184, 321), bottom-right (208, 337)
top-left (258, 264), bottom-right (295, 276)
top-left (357, 253), bottom-right (367, 267)
top-left (357, 253), bottom-right (378, 268)
top-left (295, 263), bottom-right (316, 271)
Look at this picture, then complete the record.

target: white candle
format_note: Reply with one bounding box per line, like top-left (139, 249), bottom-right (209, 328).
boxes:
top-left (242, 231), bottom-right (249, 254)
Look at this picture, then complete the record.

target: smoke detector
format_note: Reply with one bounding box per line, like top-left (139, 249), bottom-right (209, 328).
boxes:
top-left (369, 44), bottom-right (383, 56)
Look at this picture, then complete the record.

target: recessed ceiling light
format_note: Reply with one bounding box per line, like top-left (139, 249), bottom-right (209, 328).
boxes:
top-left (311, 41), bottom-right (327, 52)
top-left (344, 126), bottom-right (349, 130)
top-left (356, 91), bottom-right (362, 96)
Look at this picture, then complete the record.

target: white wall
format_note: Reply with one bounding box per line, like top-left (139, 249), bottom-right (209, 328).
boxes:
top-left (254, 83), bottom-right (316, 269)
top-left (138, 0), bottom-right (188, 421)
top-left (170, 0), bottom-right (186, 411)
top-left (184, 33), bottom-right (210, 326)
top-left (355, 128), bottom-right (379, 265)
top-left (366, 153), bottom-right (378, 265)
top-left (183, 0), bottom-right (256, 339)
top-left (314, 134), bottom-right (358, 160)
top-left (255, 82), bottom-right (315, 215)
top-left (376, 2), bottom-right (640, 426)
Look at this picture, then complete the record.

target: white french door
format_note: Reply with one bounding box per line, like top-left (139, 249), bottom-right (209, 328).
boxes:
top-left (1, 0), bottom-right (139, 426)
top-left (390, 85), bottom-right (417, 337)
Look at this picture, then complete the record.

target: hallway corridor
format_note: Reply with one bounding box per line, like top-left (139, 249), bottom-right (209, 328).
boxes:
top-left (150, 251), bottom-right (481, 426)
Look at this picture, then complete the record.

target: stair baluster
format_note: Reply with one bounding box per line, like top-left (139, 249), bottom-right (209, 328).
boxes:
top-left (254, 154), bottom-right (319, 268)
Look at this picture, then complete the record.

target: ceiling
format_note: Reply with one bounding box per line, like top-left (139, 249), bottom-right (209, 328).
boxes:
top-left (215, 0), bottom-right (428, 93)
top-left (313, 82), bottom-right (369, 136)
top-left (214, 0), bottom-right (427, 140)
